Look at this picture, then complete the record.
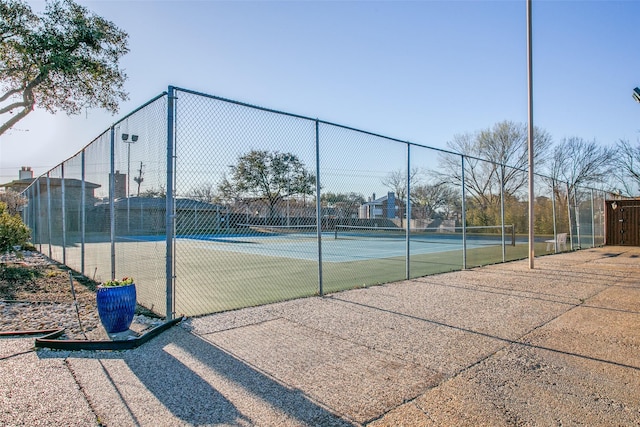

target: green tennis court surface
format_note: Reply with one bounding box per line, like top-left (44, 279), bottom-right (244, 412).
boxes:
top-left (60, 230), bottom-right (537, 317)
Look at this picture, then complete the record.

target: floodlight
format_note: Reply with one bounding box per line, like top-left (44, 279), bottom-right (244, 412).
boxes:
top-left (122, 133), bottom-right (129, 141)
top-left (633, 87), bottom-right (640, 104)
top-left (131, 135), bottom-right (139, 142)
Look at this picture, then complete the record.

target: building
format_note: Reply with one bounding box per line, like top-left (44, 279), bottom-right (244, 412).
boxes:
top-left (359, 192), bottom-right (396, 219)
top-left (1, 167), bottom-right (103, 242)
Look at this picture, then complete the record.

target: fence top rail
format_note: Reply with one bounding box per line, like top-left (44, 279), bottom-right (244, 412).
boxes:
top-left (19, 91), bottom-right (168, 194)
top-left (112, 91), bottom-right (168, 127)
top-left (173, 86), bottom-right (512, 164)
top-left (17, 85), bottom-right (612, 197)
top-left (172, 87), bottom-right (615, 192)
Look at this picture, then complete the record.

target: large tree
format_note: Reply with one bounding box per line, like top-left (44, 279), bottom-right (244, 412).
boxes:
top-left (614, 138), bottom-right (640, 196)
top-left (380, 167), bottom-right (421, 226)
top-left (411, 181), bottom-right (460, 220)
top-left (190, 182), bottom-right (219, 204)
top-left (380, 167), bottom-right (421, 204)
top-left (218, 150), bottom-right (315, 219)
top-left (321, 192), bottom-right (365, 220)
top-left (546, 137), bottom-right (615, 195)
top-left (0, 0), bottom-right (129, 136)
top-left (438, 120), bottom-right (552, 211)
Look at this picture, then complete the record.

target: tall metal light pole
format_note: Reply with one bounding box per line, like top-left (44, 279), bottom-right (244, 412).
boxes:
top-left (527, 0), bottom-right (535, 269)
top-left (122, 133), bottom-right (138, 233)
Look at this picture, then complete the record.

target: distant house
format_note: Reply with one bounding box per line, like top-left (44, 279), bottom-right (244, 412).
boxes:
top-left (359, 192), bottom-right (396, 219)
top-left (1, 167), bottom-right (101, 202)
top-left (1, 167), bottom-right (102, 240)
top-left (0, 167), bottom-right (37, 193)
top-left (112, 197), bottom-right (225, 234)
top-left (1, 167), bottom-right (226, 236)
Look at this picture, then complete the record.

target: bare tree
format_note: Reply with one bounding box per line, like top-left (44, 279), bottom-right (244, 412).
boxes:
top-left (380, 167), bottom-right (421, 226)
top-left (547, 137), bottom-right (615, 195)
top-left (190, 182), bottom-right (219, 204)
top-left (139, 185), bottom-right (165, 198)
top-left (614, 138), bottom-right (640, 196)
top-left (438, 120), bottom-right (552, 210)
top-left (411, 181), bottom-right (460, 220)
top-left (381, 167), bottom-right (422, 201)
top-left (0, 189), bottom-right (26, 215)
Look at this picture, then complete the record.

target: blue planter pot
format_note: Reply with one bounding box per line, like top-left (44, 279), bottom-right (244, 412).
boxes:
top-left (96, 284), bottom-right (136, 333)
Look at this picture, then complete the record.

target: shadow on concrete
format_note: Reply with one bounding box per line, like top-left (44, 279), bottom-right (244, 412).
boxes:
top-left (40, 327), bottom-right (353, 426)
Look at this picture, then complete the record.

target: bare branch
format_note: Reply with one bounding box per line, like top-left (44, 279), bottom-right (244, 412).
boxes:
top-left (0, 86), bottom-right (24, 103)
top-left (0, 100), bottom-right (29, 114)
top-left (0, 103), bottom-right (31, 135)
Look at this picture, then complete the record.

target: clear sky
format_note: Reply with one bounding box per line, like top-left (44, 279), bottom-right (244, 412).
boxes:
top-left (1, 0), bottom-right (639, 186)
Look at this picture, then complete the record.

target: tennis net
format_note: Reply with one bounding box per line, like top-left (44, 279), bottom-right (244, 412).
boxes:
top-left (334, 224), bottom-right (515, 246)
top-left (238, 224), bottom-right (318, 237)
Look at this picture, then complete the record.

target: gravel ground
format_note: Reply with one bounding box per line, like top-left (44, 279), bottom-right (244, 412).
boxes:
top-left (0, 251), bottom-right (159, 340)
top-left (2, 247), bottom-right (639, 426)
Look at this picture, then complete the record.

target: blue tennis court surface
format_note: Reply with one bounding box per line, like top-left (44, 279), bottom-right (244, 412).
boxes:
top-left (120, 232), bottom-right (513, 262)
top-left (186, 233), bottom-right (509, 263)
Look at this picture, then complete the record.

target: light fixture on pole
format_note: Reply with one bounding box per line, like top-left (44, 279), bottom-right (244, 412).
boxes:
top-left (121, 133), bottom-right (138, 233)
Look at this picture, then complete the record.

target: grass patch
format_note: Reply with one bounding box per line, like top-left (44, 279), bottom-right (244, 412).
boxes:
top-left (0, 264), bottom-right (42, 284)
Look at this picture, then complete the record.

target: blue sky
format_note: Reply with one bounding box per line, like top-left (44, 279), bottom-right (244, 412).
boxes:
top-left (1, 0), bottom-right (639, 186)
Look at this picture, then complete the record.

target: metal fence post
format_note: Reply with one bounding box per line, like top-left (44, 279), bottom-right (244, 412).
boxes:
top-left (574, 187), bottom-right (581, 249)
top-left (166, 86), bottom-right (176, 320)
top-left (461, 155), bottom-right (467, 269)
top-left (590, 188), bottom-right (595, 248)
top-left (26, 186), bottom-right (31, 229)
top-left (551, 179), bottom-right (557, 252)
top-left (599, 190), bottom-right (605, 245)
top-left (36, 177), bottom-right (41, 252)
top-left (566, 182), bottom-right (573, 251)
top-left (46, 173), bottom-right (52, 259)
top-left (315, 120), bottom-right (323, 297)
top-left (22, 187), bottom-right (29, 239)
top-left (109, 126), bottom-right (116, 280)
top-left (81, 150), bottom-right (86, 275)
top-left (500, 166), bottom-right (506, 262)
top-left (61, 163), bottom-right (66, 265)
top-left (406, 143), bottom-right (411, 279)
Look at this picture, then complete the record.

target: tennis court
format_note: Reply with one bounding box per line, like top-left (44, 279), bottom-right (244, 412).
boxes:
top-left (56, 225), bottom-right (540, 317)
top-left (185, 225), bottom-right (516, 262)
top-left (79, 226), bottom-right (521, 316)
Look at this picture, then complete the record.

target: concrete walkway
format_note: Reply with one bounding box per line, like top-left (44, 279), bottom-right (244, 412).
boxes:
top-left (2, 246), bottom-right (640, 426)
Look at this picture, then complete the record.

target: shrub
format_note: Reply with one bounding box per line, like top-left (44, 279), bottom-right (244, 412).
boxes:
top-left (0, 202), bottom-right (30, 252)
top-left (0, 190), bottom-right (27, 216)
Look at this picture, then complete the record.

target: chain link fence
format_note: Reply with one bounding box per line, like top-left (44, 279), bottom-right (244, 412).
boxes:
top-left (20, 86), bottom-right (608, 318)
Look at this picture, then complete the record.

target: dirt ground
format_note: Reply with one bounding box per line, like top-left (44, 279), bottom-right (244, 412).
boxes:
top-left (0, 252), bottom-right (106, 339)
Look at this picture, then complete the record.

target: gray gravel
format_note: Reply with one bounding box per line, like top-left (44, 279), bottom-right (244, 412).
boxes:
top-left (0, 251), bottom-right (161, 340)
top-left (2, 247), bottom-right (640, 426)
